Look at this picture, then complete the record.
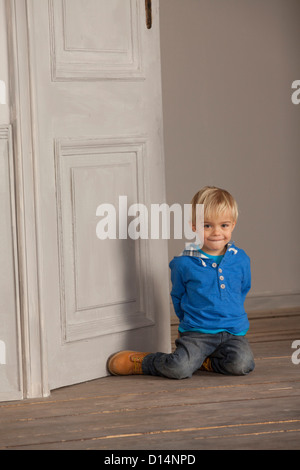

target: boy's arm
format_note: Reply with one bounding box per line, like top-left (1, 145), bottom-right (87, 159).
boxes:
top-left (170, 262), bottom-right (186, 322)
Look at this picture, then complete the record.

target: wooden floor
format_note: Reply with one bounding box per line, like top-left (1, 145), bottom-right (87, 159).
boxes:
top-left (0, 309), bottom-right (300, 450)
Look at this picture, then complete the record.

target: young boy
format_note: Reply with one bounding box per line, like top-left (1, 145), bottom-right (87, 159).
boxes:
top-left (107, 186), bottom-right (255, 379)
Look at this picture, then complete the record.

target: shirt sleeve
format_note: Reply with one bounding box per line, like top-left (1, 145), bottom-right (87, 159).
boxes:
top-left (169, 260), bottom-right (186, 321)
top-left (241, 256), bottom-right (251, 298)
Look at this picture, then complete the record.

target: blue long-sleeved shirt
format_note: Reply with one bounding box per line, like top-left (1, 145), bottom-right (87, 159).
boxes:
top-left (169, 243), bottom-right (251, 336)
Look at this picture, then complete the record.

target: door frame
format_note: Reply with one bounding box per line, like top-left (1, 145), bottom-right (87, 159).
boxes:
top-left (6, 0), bottom-right (49, 399)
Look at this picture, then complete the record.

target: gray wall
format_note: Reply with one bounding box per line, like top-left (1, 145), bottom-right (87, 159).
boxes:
top-left (160, 0), bottom-right (300, 310)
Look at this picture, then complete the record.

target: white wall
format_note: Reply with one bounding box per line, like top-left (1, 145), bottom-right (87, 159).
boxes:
top-left (160, 0), bottom-right (300, 310)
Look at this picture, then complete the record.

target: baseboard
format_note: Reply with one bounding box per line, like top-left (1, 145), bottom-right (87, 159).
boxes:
top-left (245, 292), bottom-right (300, 312)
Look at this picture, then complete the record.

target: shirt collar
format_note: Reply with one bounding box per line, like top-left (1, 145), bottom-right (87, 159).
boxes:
top-left (182, 243), bottom-right (238, 259)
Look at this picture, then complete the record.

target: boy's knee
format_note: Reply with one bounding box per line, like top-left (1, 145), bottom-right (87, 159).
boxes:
top-left (144, 351), bottom-right (196, 379)
top-left (164, 362), bottom-right (194, 380)
top-left (212, 345), bottom-right (255, 376)
top-left (225, 356), bottom-right (255, 376)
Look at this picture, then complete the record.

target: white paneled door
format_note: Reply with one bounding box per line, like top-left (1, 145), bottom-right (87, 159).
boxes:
top-left (8, 0), bottom-right (170, 396)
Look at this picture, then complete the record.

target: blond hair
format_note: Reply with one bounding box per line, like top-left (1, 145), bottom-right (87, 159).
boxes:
top-left (191, 186), bottom-right (238, 226)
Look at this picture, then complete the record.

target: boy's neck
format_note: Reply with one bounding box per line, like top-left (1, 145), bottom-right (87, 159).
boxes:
top-left (200, 245), bottom-right (227, 257)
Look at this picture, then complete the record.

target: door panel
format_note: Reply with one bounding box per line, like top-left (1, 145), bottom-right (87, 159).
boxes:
top-left (25, 0), bottom-right (170, 390)
top-left (49, 0), bottom-right (143, 80)
top-left (55, 137), bottom-right (154, 343)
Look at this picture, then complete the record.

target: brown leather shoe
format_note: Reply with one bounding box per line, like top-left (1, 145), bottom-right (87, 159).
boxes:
top-left (107, 350), bottom-right (150, 376)
top-left (199, 357), bottom-right (213, 372)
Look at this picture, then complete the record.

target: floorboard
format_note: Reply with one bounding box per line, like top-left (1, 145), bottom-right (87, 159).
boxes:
top-left (0, 311), bottom-right (299, 450)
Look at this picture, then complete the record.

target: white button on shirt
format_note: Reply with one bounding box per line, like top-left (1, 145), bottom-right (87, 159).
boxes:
top-left (220, 284), bottom-right (226, 289)
top-left (212, 263), bottom-right (217, 268)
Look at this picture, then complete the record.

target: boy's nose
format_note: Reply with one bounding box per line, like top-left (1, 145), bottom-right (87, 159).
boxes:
top-left (212, 226), bottom-right (221, 235)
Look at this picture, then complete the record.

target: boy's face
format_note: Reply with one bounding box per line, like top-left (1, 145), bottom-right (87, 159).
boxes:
top-left (193, 210), bottom-right (236, 256)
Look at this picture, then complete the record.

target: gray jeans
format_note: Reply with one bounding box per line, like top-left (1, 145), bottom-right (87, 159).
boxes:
top-left (142, 331), bottom-right (255, 380)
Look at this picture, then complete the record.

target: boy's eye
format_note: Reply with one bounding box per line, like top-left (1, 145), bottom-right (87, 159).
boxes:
top-left (204, 224), bottom-right (211, 228)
